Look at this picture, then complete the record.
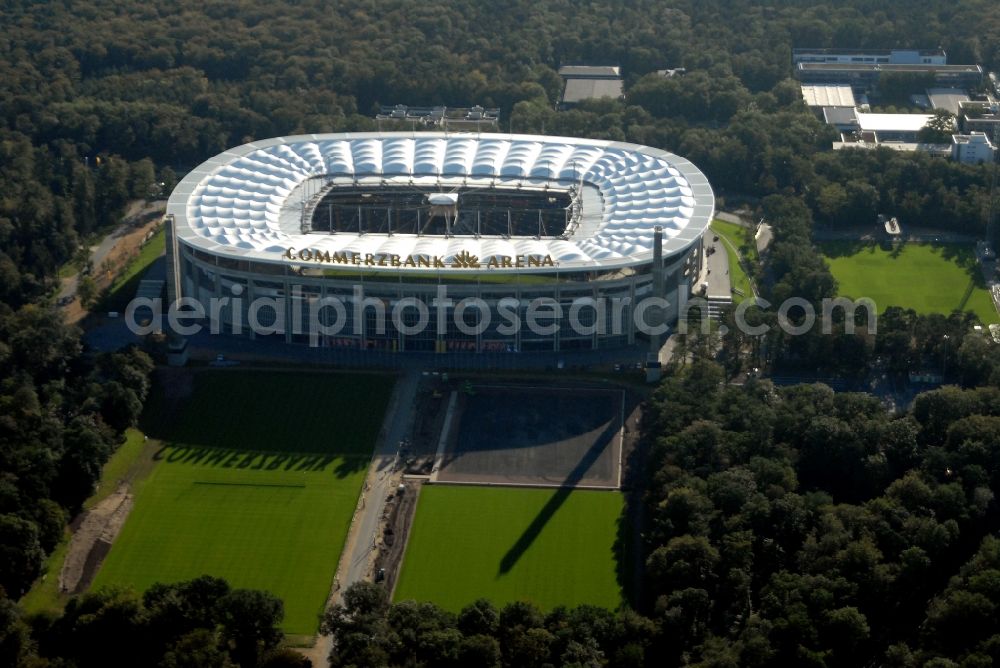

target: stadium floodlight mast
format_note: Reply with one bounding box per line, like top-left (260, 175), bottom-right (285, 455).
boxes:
top-left (988, 122), bottom-right (1000, 249)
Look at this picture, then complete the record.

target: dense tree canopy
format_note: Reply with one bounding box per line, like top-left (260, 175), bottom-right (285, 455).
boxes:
top-left (636, 360), bottom-right (1000, 666)
top-left (1, 0), bottom-right (999, 300)
top-left (0, 576), bottom-right (292, 668)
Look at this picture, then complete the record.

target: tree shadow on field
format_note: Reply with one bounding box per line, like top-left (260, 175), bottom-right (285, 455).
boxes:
top-left (497, 417), bottom-right (620, 576)
top-left (818, 240), bottom-right (872, 259)
top-left (887, 239), bottom-right (908, 258)
top-left (152, 443), bottom-right (369, 477)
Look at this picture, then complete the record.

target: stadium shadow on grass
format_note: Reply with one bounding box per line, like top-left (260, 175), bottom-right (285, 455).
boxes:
top-left (138, 370), bottom-right (394, 479)
top-left (446, 389), bottom-right (619, 460)
top-left (498, 417), bottom-right (620, 575)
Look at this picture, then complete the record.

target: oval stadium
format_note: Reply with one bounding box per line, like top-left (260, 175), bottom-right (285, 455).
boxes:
top-left (164, 132), bottom-right (715, 352)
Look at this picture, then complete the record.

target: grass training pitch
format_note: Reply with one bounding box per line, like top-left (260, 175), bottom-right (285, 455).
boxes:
top-left (92, 371), bottom-right (394, 637)
top-left (91, 451), bottom-right (366, 636)
top-left (820, 241), bottom-right (999, 324)
top-left (394, 485), bottom-right (624, 612)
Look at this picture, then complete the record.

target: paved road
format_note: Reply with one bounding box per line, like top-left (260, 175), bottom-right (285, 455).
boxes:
top-left (301, 370), bottom-right (421, 666)
top-left (57, 201), bottom-right (166, 306)
top-left (705, 235), bottom-right (732, 299)
top-left (711, 224), bottom-right (763, 300)
top-left (57, 223), bottom-right (129, 304)
top-left (714, 211), bottom-right (749, 226)
top-left (812, 228), bottom-right (978, 243)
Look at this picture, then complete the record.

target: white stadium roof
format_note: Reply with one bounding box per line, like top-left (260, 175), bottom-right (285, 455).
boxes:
top-left (167, 132), bottom-right (715, 273)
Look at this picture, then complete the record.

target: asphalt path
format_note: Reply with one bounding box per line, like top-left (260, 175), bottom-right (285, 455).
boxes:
top-left (301, 370), bottom-right (420, 666)
top-left (57, 201), bottom-right (165, 306)
top-left (57, 223), bottom-right (129, 304)
top-left (705, 234), bottom-right (733, 299)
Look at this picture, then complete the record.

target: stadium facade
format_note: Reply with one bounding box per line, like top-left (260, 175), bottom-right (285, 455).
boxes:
top-left (164, 132), bottom-right (714, 352)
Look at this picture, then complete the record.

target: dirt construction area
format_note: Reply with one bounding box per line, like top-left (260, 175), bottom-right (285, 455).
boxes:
top-left (433, 384), bottom-right (626, 489)
top-left (59, 486), bottom-right (134, 595)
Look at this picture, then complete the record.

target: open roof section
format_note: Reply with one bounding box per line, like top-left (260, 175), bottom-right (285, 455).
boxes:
top-left (167, 132), bottom-right (715, 273)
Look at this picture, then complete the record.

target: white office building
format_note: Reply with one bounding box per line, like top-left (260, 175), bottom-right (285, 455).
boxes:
top-left (952, 132), bottom-right (997, 164)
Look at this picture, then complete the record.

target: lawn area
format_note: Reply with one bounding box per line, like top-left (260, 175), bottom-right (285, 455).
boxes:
top-left (711, 219), bottom-right (758, 262)
top-left (820, 241), bottom-right (999, 324)
top-left (20, 428), bottom-right (151, 616)
top-left (91, 370), bottom-right (395, 637)
top-left (394, 486), bottom-right (624, 612)
top-left (99, 227), bottom-right (165, 311)
top-left (19, 531), bottom-right (71, 617)
top-left (710, 219), bottom-right (756, 303)
top-left (85, 428), bottom-right (149, 511)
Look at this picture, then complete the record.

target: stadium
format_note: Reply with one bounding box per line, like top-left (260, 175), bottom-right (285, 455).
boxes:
top-left (164, 132), bottom-right (715, 352)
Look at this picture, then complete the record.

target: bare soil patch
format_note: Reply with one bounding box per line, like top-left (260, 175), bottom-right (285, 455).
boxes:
top-left (374, 480), bottom-right (422, 596)
top-left (60, 485), bottom-right (133, 594)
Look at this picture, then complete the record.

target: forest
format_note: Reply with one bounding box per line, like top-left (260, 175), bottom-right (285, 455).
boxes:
top-left (2, 1), bottom-right (1000, 666)
top-left (3, 0), bottom-right (1000, 304)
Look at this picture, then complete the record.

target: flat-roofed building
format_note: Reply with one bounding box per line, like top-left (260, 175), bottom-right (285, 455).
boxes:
top-left (952, 132), bottom-right (997, 164)
top-left (559, 65), bottom-right (621, 78)
top-left (801, 84), bottom-right (856, 108)
top-left (832, 141), bottom-right (952, 156)
top-left (856, 112), bottom-right (937, 142)
top-left (793, 48), bottom-right (947, 66)
top-left (559, 65), bottom-right (624, 108)
top-left (959, 100), bottom-right (1000, 136)
top-left (926, 88), bottom-right (970, 115)
top-left (375, 105), bottom-right (500, 131)
top-left (823, 106), bottom-right (860, 132)
top-left (796, 62), bottom-right (983, 90)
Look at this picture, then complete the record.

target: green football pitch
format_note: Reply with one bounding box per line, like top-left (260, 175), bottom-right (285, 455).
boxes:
top-left (92, 371), bottom-right (394, 637)
top-left (394, 485), bottom-right (624, 612)
top-left (820, 241), bottom-right (999, 324)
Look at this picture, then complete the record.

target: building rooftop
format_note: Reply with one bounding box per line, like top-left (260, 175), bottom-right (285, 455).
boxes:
top-left (926, 88), bottom-right (970, 115)
top-left (798, 62), bottom-right (981, 74)
top-left (801, 84), bottom-right (856, 107)
top-left (856, 113), bottom-right (934, 132)
top-left (832, 141), bottom-right (952, 155)
top-left (953, 132), bottom-right (995, 146)
top-left (793, 47), bottom-right (946, 57)
top-left (823, 107), bottom-right (860, 126)
top-left (562, 78), bottom-right (624, 104)
top-left (558, 65), bottom-right (621, 79)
